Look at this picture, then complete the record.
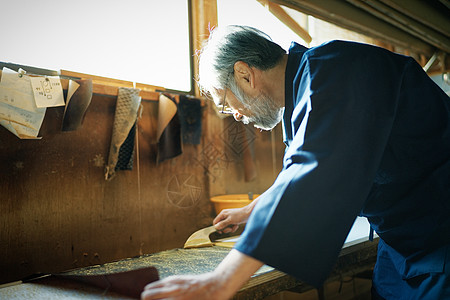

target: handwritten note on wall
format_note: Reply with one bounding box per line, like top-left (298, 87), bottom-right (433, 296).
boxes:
top-left (0, 67), bottom-right (66, 139)
top-left (30, 76), bottom-right (65, 108)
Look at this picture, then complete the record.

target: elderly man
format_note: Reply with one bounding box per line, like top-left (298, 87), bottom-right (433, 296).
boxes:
top-left (142, 25), bottom-right (450, 300)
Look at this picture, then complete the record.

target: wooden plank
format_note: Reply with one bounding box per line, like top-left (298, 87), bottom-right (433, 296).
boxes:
top-left (273, 0), bottom-right (433, 55)
top-left (0, 93), bottom-right (213, 284)
top-left (60, 69), bottom-right (162, 101)
top-left (349, 0), bottom-right (450, 53)
top-left (60, 70), bottom-right (137, 87)
top-left (380, 0), bottom-right (450, 37)
top-left (190, 0), bottom-right (218, 97)
top-left (0, 69), bottom-right (161, 101)
top-left (440, 0), bottom-right (450, 10)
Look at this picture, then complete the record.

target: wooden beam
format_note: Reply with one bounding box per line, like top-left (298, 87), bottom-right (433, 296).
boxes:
top-left (348, 0), bottom-right (450, 53)
top-left (190, 0), bottom-right (218, 97)
top-left (60, 70), bottom-right (162, 100)
top-left (257, 0), bottom-right (312, 44)
top-left (440, 0), bottom-right (450, 10)
top-left (271, 0), bottom-right (433, 55)
top-left (379, 0), bottom-right (450, 38)
top-left (0, 69), bottom-right (161, 101)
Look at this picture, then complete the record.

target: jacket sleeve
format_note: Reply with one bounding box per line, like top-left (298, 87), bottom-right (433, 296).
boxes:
top-left (234, 44), bottom-right (407, 286)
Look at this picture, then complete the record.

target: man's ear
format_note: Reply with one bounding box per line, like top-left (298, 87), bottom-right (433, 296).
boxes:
top-left (234, 61), bottom-right (255, 89)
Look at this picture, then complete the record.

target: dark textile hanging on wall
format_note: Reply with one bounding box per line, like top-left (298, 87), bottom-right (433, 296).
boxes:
top-left (116, 122), bottom-right (137, 170)
top-left (177, 95), bottom-right (202, 145)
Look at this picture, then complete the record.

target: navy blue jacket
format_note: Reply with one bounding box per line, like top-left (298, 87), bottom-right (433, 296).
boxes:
top-left (235, 41), bottom-right (450, 289)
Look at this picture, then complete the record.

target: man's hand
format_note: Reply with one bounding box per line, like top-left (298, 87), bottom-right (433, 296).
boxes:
top-left (141, 273), bottom-right (226, 300)
top-left (213, 207), bottom-right (247, 234)
top-left (213, 197), bottom-right (260, 233)
top-left (141, 250), bottom-right (263, 300)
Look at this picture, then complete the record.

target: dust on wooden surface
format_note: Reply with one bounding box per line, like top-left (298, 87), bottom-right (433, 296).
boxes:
top-left (61, 247), bottom-right (273, 279)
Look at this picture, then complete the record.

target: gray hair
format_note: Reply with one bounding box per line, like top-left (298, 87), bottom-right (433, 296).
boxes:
top-left (197, 25), bottom-right (286, 97)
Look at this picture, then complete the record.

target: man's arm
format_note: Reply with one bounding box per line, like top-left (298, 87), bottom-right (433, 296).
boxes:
top-left (141, 249), bottom-right (263, 300)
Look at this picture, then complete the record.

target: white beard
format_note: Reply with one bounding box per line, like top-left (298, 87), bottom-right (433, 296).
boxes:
top-left (239, 90), bottom-right (284, 131)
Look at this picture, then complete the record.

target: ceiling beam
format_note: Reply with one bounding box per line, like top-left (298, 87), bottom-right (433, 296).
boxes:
top-left (440, 0), bottom-right (450, 10)
top-left (379, 0), bottom-right (450, 38)
top-left (257, 0), bottom-right (312, 44)
top-left (348, 0), bottom-right (450, 53)
top-left (190, 0), bottom-right (218, 97)
top-left (272, 0), bottom-right (433, 55)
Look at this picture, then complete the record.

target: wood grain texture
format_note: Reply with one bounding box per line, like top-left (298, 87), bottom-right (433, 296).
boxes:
top-left (0, 93), bottom-right (285, 284)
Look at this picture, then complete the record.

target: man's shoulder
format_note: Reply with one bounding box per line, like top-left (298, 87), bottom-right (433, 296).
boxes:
top-left (307, 40), bottom-right (405, 60)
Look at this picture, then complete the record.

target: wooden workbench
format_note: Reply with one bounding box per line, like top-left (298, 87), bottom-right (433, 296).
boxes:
top-left (0, 218), bottom-right (378, 299)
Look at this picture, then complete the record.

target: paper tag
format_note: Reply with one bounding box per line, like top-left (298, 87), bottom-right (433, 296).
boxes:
top-left (0, 101), bottom-right (46, 139)
top-left (0, 86), bottom-right (39, 112)
top-left (0, 67), bottom-right (47, 138)
top-left (0, 67), bottom-right (34, 98)
top-left (30, 76), bottom-right (65, 108)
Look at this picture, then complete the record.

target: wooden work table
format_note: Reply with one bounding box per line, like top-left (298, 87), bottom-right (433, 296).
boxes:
top-left (0, 218), bottom-right (378, 299)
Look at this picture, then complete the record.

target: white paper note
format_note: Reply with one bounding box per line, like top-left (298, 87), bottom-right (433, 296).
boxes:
top-left (0, 68), bottom-right (35, 97)
top-left (0, 101), bottom-right (46, 139)
top-left (30, 75), bottom-right (65, 108)
top-left (0, 67), bottom-right (47, 139)
top-left (0, 85), bottom-right (39, 112)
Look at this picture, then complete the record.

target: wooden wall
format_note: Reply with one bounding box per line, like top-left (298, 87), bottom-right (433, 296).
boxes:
top-left (0, 93), bottom-right (285, 284)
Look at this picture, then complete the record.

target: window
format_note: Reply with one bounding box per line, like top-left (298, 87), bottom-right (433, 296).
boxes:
top-left (0, 0), bottom-right (191, 91)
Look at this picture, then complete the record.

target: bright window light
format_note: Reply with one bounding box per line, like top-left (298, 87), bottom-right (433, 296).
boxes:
top-left (218, 0), bottom-right (309, 51)
top-left (218, 0), bottom-right (374, 50)
top-left (0, 0), bottom-right (191, 91)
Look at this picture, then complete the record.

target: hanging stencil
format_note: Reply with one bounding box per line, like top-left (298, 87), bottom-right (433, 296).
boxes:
top-left (105, 87), bottom-right (141, 180)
